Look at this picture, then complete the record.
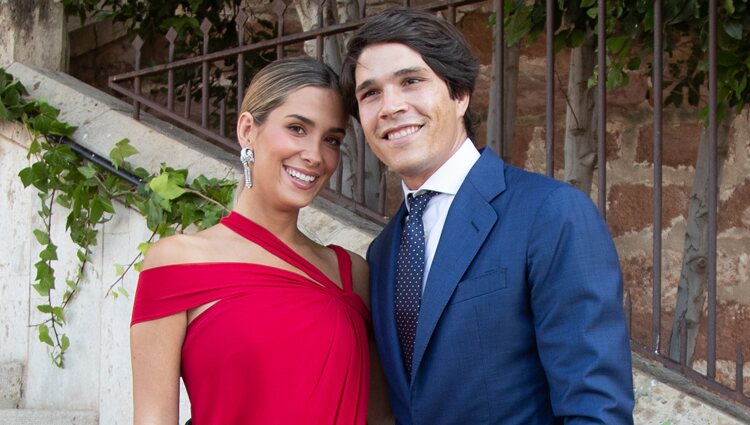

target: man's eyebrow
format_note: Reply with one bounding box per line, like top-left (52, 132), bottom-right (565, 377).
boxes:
top-left (355, 79), bottom-right (375, 94)
top-left (287, 114), bottom-right (346, 135)
top-left (394, 67), bottom-right (426, 77)
top-left (355, 67), bottom-right (428, 93)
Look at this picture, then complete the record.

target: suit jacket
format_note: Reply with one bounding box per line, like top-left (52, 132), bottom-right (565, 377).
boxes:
top-left (367, 149), bottom-right (634, 424)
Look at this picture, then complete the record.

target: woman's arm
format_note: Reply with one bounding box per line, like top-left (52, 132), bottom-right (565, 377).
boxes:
top-left (131, 313), bottom-right (186, 425)
top-left (131, 237), bottom-right (189, 425)
top-left (349, 252), bottom-right (394, 425)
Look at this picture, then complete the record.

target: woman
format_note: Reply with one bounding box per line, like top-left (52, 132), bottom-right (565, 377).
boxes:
top-left (130, 57), bottom-right (391, 424)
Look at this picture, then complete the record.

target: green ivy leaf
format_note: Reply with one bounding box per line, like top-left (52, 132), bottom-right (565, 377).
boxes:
top-left (149, 172), bottom-right (186, 201)
top-left (724, 0), bottom-right (735, 14)
top-left (607, 36), bottom-right (628, 54)
top-left (27, 139), bottom-right (42, 156)
top-left (26, 102), bottom-right (59, 135)
top-left (137, 242), bottom-right (151, 256)
top-left (60, 334), bottom-right (70, 352)
top-left (114, 263), bottom-right (125, 276)
top-left (76, 250), bottom-right (88, 263)
top-left (32, 283), bottom-right (49, 297)
top-left (38, 325), bottom-right (54, 346)
top-left (627, 56), bottom-right (642, 71)
top-left (33, 229), bottom-right (50, 244)
top-left (77, 165), bottom-right (97, 179)
top-left (567, 28), bottom-right (586, 49)
top-left (724, 21), bottom-right (742, 40)
top-left (117, 286), bottom-right (129, 298)
top-left (37, 304), bottom-right (54, 314)
top-left (40, 244), bottom-right (58, 261)
top-left (109, 138), bottom-right (138, 169)
top-left (52, 307), bottom-right (65, 324)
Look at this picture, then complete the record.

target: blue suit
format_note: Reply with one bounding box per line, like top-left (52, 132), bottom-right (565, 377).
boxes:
top-left (367, 149), bottom-right (634, 424)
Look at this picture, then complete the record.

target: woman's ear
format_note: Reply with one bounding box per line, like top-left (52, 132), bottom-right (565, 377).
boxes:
top-left (236, 111), bottom-right (257, 148)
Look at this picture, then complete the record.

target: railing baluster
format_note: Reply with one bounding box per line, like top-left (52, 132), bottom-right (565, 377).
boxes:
top-left (494, 0), bottom-right (504, 157)
top-left (184, 80), bottom-right (192, 119)
top-left (707, 0), bottom-right (718, 381)
top-left (166, 28), bottom-right (177, 112)
top-left (335, 159), bottom-right (343, 196)
top-left (625, 290), bottom-right (632, 338)
top-left (356, 125), bottom-right (365, 204)
top-left (201, 18), bottom-right (212, 129)
top-left (273, 0), bottom-right (287, 59)
top-left (132, 36), bottom-right (144, 120)
top-left (315, 0), bottom-right (324, 61)
top-left (220, 97), bottom-right (226, 137)
top-left (680, 318), bottom-right (688, 368)
top-left (652, 0), bottom-right (663, 355)
top-left (545, 0), bottom-right (554, 178)
top-left (736, 344), bottom-right (744, 396)
top-left (596, 0), bottom-right (607, 217)
top-left (237, 10), bottom-right (248, 115)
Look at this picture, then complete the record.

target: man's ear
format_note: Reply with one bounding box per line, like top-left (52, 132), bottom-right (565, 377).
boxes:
top-left (236, 111), bottom-right (257, 148)
top-left (456, 93), bottom-right (470, 118)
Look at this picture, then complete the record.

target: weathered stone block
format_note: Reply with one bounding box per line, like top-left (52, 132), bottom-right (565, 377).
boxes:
top-left (636, 123), bottom-right (702, 168)
top-left (0, 362), bottom-right (23, 408)
top-left (608, 183), bottom-right (690, 237)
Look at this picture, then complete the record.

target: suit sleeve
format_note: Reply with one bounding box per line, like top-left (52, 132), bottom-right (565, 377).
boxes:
top-left (527, 186), bottom-right (634, 424)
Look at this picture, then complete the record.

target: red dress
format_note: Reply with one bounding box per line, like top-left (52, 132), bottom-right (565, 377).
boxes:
top-left (131, 212), bottom-right (371, 424)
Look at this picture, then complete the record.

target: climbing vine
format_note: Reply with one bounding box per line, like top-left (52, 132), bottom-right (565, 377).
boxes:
top-left (1, 68), bottom-right (236, 367)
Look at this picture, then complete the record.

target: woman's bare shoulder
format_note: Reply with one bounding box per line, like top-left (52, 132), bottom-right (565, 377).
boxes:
top-left (141, 225), bottom-right (228, 271)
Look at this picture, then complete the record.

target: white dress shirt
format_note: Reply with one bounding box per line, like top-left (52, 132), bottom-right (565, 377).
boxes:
top-left (402, 139), bottom-right (480, 292)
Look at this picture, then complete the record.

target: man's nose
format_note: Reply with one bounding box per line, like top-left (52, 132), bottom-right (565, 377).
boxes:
top-left (380, 87), bottom-right (407, 117)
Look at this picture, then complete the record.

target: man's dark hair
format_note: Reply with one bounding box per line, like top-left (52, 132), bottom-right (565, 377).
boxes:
top-left (340, 7), bottom-right (480, 140)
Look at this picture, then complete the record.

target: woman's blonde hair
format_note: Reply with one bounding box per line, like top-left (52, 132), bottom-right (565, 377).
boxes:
top-left (240, 56), bottom-right (342, 125)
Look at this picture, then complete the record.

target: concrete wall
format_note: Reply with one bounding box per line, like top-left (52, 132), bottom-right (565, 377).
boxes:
top-left (0, 0), bottom-right (68, 71)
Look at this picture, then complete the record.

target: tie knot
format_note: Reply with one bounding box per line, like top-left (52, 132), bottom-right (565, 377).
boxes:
top-left (407, 190), bottom-right (437, 219)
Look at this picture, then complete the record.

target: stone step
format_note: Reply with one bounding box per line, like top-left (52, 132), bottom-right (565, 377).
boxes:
top-left (0, 362), bottom-right (23, 409)
top-left (0, 409), bottom-right (97, 425)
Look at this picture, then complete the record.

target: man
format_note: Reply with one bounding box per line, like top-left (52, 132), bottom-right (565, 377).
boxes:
top-left (341, 7), bottom-right (634, 424)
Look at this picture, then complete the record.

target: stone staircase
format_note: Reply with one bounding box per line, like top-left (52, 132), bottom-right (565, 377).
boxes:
top-left (0, 362), bottom-right (97, 425)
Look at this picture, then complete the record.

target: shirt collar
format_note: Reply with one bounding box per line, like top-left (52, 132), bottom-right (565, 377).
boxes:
top-left (402, 139), bottom-right (480, 212)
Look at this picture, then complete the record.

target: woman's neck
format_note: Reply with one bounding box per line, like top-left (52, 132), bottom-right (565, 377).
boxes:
top-left (232, 190), bottom-right (304, 247)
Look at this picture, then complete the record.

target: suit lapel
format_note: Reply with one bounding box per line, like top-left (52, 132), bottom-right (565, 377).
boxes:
top-left (371, 203), bottom-right (410, 393)
top-left (411, 150), bottom-right (506, 382)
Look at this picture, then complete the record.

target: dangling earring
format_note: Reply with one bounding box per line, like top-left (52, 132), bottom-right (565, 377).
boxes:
top-left (240, 146), bottom-right (255, 188)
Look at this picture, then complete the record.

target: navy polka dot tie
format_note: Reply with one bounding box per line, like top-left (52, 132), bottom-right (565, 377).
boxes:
top-left (395, 190), bottom-right (436, 376)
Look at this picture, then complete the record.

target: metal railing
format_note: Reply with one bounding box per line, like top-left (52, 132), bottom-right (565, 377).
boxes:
top-left (107, 0), bottom-right (749, 414)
